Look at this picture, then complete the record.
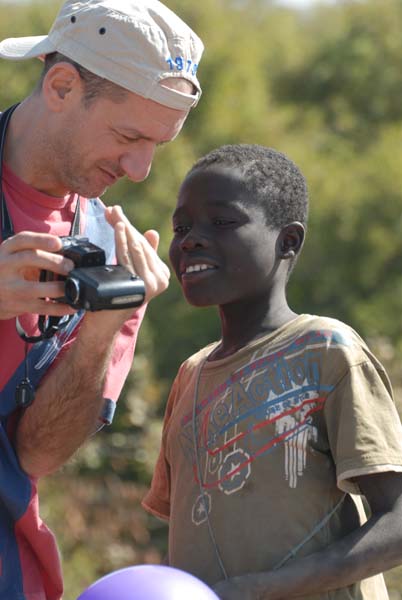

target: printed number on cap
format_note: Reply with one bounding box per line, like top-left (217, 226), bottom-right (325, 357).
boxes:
top-left (166, 57), bottom-right (198, 76)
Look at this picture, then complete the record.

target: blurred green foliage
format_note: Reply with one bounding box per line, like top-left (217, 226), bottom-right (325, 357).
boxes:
top-left (2, 0), bottom-right (402, 597)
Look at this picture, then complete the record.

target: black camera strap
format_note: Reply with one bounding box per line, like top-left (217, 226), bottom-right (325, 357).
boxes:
top-left (0, 105), bottom-right (81, 407)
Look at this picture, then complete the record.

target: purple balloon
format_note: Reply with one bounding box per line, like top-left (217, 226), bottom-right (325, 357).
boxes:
top-left (76, 564), bottom-right (220, 600)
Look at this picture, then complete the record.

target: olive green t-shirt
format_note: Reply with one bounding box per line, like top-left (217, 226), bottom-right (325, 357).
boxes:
top-left (143, 315), bottom-right (402, 599)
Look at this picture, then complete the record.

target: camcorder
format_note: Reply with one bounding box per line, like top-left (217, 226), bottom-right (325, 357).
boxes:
top-left (41, 236), bottom-right (145, 311)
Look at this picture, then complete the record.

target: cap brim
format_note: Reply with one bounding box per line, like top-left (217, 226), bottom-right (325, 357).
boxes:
top-left (0, 35), bottom-right (56, 60)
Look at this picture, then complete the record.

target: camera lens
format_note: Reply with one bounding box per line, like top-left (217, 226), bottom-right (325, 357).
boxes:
top-left (65, 277), bottom-right (81, 306)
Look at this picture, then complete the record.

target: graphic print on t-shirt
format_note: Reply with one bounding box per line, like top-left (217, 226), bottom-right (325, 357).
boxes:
top-left (179, 330), bottom-right (346, 525)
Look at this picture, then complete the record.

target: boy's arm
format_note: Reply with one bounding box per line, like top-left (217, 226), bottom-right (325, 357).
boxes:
top-left (213, 471), bottom-right (402, 600)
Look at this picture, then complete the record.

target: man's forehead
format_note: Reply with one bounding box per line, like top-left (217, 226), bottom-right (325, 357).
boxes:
top-left (113, 89), bottom-right (189, 140)
top-left (161, 76), bottom-right (196, 93)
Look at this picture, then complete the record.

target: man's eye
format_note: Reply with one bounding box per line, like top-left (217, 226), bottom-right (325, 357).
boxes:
top-left (116, 132), bottom-right (139, 143)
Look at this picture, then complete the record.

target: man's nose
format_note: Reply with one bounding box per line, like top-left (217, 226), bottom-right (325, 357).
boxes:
top-left (119, 141), bottom-right (156, 182)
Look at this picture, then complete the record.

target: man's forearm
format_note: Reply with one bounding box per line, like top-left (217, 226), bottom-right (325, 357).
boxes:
top-left (15, 310), bottom-right (132, 478)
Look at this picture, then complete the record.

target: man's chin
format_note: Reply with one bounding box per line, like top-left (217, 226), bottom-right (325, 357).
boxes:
top-left (75, 183), bottom-right (109, 199)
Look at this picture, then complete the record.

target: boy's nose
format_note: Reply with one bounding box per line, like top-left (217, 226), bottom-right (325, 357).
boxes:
top-left (119, 141), bottom-right (156, 182)
top-left (180, 228), bottom-right (209, 250)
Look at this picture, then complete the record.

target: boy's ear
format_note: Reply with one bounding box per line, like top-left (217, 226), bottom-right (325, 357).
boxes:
top-left (277, 222), bottom-right (305, 259)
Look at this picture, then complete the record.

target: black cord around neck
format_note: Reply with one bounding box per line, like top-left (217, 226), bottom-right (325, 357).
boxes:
top-left (0, 104), bottom-right (19, 241)
top-left (0, 103), bottom-right (83, 408)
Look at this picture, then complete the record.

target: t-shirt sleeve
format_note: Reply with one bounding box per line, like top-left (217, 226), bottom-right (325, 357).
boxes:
top-left (142, 373), bottom-right (181, 521)
top-left (324, 359), bottom-right (402, 494)
top-left (99, 305), bottom-right (146, 425)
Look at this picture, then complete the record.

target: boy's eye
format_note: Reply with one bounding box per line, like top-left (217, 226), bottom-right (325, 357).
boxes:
top-left (173, 224), bottom-right (191, 234)
top-left (213, 218), bottom-right (236, 227)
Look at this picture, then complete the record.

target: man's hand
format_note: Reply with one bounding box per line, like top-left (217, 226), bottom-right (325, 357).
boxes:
top-left (105, 205), bottom-right (170, 303)
top-left (0, 231), bottom-right (76, 319)
top-left (14, 208), bottom-right (170, 477)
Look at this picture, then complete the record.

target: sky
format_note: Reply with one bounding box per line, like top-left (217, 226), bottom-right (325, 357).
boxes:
top-left (0, 0), bottom-right (339, 4)
top-left (0, 0), bottom-right (340, 6)
top-left (0, 0), bottom-right (341, 10)
top-left (279, 0), bottom-right (336, 6)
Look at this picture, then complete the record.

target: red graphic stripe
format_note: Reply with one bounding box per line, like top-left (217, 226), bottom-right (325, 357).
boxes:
top-left (194, 401), bottom-right (324, 489)
top-left (202, 396), bottom-right (325, 457)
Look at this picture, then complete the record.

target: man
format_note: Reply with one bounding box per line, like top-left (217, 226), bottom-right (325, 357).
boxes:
top-left (0, 1), bottom-right (204, 598)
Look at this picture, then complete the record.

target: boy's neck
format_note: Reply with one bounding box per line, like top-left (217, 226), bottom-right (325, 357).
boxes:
top-left (210, 298), bottom-right (298, 361)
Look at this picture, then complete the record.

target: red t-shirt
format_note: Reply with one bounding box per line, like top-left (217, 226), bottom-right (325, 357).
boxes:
top-left (0, 164), bottom-right (145, 599)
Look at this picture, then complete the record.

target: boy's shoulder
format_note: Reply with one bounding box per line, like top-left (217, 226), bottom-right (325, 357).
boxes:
top-left (177, 314), bottom-right (369, 373)
top-left (179, 341), bottom-right (218, 374)
top-left (283, 314), bottom-right (388, 377)
top-left (287, 313), bottom-right (371, 357)
top-left (172, 314), bottom-right (389, 399)
top-left (296, 314), bottom-right (364, 342)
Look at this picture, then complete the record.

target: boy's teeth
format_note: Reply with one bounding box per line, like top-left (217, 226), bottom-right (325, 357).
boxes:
top-left (186, 264), bottom-right (213, 273)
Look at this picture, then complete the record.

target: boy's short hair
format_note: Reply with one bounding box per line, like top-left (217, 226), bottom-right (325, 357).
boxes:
top-left (189, 144), bottom-right (309, 229)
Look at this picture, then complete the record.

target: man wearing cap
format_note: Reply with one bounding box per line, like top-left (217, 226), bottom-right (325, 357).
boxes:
top-left (0, 1), bottom-right (203, 598)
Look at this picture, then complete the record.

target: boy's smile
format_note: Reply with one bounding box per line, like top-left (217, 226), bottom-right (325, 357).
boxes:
top-left (169, 166), bottom-right (280, 308)
top-left (182, 262), bottom-right (218, 276)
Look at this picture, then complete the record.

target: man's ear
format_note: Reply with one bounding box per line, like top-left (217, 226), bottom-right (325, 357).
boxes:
top-left (277, 221), bottom-right (305, 260)
top-left (41, 62), bottom-right (83, 112)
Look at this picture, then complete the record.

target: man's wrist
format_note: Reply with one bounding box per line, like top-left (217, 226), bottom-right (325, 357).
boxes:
top-left (78, 309), bottom-right (134, 348)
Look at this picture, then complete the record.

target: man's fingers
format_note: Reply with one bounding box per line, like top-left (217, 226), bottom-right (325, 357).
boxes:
top-left (30, 280), bottom-right (70, 299)
top-left (114, 221), bottom-right (138, 273)
top-left (3, 280), bottom-right (68, 304)
top-left (0, 281), bottom-right (77, 319)
top-left (5, 249), bottom-right (74, 277)
top-left (143, 229), bottom-right (160, 251)
top-left (0, 231), bottom-right (62, 254)
top-left (106, 206), bottom-right (160, 253)
top-left (106, 205), bottom-right (170, 303)
top-left (104, 205), bottom-right (126, 228)
top-left (0, 230), bottom-right (74, 277)
top-left (27, 299), bottom-right (77, 317)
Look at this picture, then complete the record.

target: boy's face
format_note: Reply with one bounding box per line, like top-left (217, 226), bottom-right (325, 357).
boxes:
top-left (169, 166), bottom-right (281, 307)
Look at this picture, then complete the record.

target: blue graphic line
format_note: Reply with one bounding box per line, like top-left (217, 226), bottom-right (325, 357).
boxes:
top-left (211, 384), bottom-right (334, 438)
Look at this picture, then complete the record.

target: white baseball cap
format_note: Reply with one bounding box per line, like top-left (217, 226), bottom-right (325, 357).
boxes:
top-left (0, 0), bottom-right (204, 111)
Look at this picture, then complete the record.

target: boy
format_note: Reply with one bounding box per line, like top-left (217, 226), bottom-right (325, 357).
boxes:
top-left (143, 144), bottom-right (402, 599)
